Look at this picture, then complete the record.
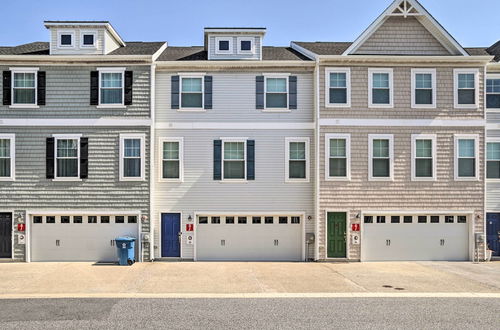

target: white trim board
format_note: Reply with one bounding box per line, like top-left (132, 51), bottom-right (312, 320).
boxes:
top-left (155, 122), bottom-right (315, 130)
top-left (0, 119), bottom-right (152, 127)
top-left (319, 119), bottom-right (485, 127)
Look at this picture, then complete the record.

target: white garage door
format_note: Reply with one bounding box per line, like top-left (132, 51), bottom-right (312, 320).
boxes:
top-left (196, 215), bottom-right (303, 261)
top-left (362, 214), bottom-right (469, 261)
top-left (31, 214), bottom-right (139, 262)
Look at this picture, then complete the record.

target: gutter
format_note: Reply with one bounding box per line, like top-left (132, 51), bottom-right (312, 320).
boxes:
top-left (314, 57), bottom-right (320, 261)
top-left (0, 55), bottom-right (153, 64)
top-left (316, 55), bottom-right (494, 64)
top-left (149, 63), bottom-right (157, 262)
top-left (155, 60), bottom-right (315, 69)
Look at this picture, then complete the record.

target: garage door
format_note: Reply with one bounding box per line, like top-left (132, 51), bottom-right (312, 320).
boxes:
top-left (362, 214), bottom-right (469, 261)
top-left (196, 215), bottom-right (303, 261)
top-left (31, 214), bottom-right (139, 262)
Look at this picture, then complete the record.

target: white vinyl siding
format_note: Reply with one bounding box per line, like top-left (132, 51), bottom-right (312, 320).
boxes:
top-left (120, 134), bottom-right (145, 181)
top-left (454, 69), bottom-right (479, 109)
top-left (325, 134), bottom-right (350, 181)
top-left (368, 134), bottom-right (394, 181)
top-left (0, 134), bottom-right (15, 181)
top-left (325, 68), bottom-right (351, 107)
top-left (160, 137), bottom-right (183, 182)
top-left (411, 134), bottom-right (436, 181)
top-left (285, 137), bottom-right (310, 182)
top-left (368, 68), bottom-right (393, 108)
top-left (454, 134), bottom-right (479, 181)
top-left (411, 69), bottom-right (436, 108)
top-left (53, 134), bottom-right (81, 181)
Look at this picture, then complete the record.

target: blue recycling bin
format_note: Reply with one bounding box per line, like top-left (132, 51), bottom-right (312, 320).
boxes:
top-left (115, 237), bottom-right (136, 266)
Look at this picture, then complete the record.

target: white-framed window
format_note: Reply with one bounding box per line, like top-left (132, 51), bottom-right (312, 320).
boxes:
top-left (264, 74), bottom-right (289, 109)
top-left (0, 134), bottom-right (15, 181)
top-left (80, 31), bottom-right (97, 48)
top-left (454, 69), bottom-right (479, 109)
top-left (53, 134), bottom-right (81, 181)
top-left (454, 134), bottom-right (479, 181)
top-left (411, 68), bottom-right (436, 108)
top-left (160, 137), bottom-right (183, 182)
top-left (215, 37), bottom-right (233, 54)
top-left (368, 68), bottom-right (393, 108)
top-left (180, 75), bottom-right (204, 109)
top-left (237, 37), bottom-right (254, 54)
top-left (97, 67), bottom-right (125, 107)
top-left (486, 74), bottom-right (500, 110)
top-left (325, 133), bottom-right (350, 181)
top-left (120, 134), bottom-right (145, 181)
top-left (411, 134), bottom-right (437, 181)
top-left (285, 137), bottom-right (310, 182)
top-left (57, 30), bottom-right (75, 48)
top-left (487, 140), bottom-right (500, 180)
top-left (10, 67), bottom-right (39, 107)
top-left (325, 68), bottom-right (351, 107)
top-left (222, 138), bottom-right (246, 181)
top-left (368, 134), bottom-right (394, 181)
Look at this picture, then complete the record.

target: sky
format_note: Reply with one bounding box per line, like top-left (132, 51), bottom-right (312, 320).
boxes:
top-left (1, 0), bottom-right (499, 48)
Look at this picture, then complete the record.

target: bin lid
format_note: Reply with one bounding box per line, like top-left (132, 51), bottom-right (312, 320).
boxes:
top-left (115, 236), bottom-right (136, 242)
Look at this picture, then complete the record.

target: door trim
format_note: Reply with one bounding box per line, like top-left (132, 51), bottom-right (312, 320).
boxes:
top-left (159, 212), bottom-right (182, 259)
top-left (0, 212), bottom-right (13, 259)
top-left (325, 210), bottom-right (349, 260)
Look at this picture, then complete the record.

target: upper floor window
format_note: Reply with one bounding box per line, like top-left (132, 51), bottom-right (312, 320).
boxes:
top-left (223, 140), bottom-right (246, 180)
top-left (181, 76), bottom-right (203, 109)
top-left (454, 69), bottom-right (479, 109)
top-left (326, 134), bottom-right (350, 181)
top-left (0, 134), bottom-right (15, 181)
top-left (369, 134), bottom-right (393, 181)
top-left (265, 77), bottom-right (288, 109)
top-left (285, 137), bottom-right (309, 182)
top-left (411, 134), bottom-right (436, 181)
top-left (80, 31), bottom-right (96, 48)
top-left (161, 138), bottom-right (183, 182)
top-left (487, 141), bottom-right (500, 179)
top-left (237, 37), bottom-right (254, 54)
top-left (120, 134), bottom-right (145, 181)
top-left (53, 134), bottom-right (81, 180)
top-left (411, 69), bottom-right (436, 108)
top-left (99, 68), bottom-right (124, 106)
top-left (454, 134), bottom-right (479, 180)
top-left (58, 31), bottom-right (74, 48)
top-left (215, 37), bottom-right (233, 54)
top-left (368, 68), bottom-right (393, 108)
top-left (12, 69), bottom-right (37, 106)
top-left (326, 68), bottom-right (350, 107)
top-left (486, 76), bottom-right (500, 109)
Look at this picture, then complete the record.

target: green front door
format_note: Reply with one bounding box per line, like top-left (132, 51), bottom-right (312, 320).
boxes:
top-left (327, 212), bottom-right (347, 258)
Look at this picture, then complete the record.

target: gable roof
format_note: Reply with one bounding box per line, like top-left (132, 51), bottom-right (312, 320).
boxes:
top-left (343, 0), bottom-right (468, 56)
top-left (487, 41), bottom-right (500, 62)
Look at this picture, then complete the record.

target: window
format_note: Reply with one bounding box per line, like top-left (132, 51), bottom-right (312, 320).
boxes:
top-left (215, 37), bottom-right (233, 54)
top-left (237, 37), bottom-right (254, 53)
top-left (101, 216), bottom-right (110, 224)
top-left (211, 216), bottom-right (221, 224)
top-left (88, 216), bottom-right (97, 224)
top-left (454, 69), bottom-right (478, 108)
top-left (120, 134), bottom-right (145, 181)
top-left (265, 216), bottom-right (273, 224)
top-left (411, 69), bottom-right (436, 108)
top-left (369, 134), bottom-right (393, 180)
top-left (58, 31), bottom-right (74, 47)
top-left (60, 216), bottom-right (69, 224)
top-left (0, 134), bottom-right (15, 181)
top-left (11, 68), bottom-right (38, 106)
top-left (487, 142), bottom-right (500, 179)
top-left (391, 216), bottom-right (400, 223)
top-left (376, 216), bottom-right (386, 224)
top-left (33, 216), bottom-right (42, 224)
top-left (403, 216), bottom-right (412, 223)
top-left (286, 138), bottom-right (309, 182)
top-left (457, 215), bottom-right (467, 223)
top-left (115, 216), bottom-right (124, 224)
top-left (46, 216), bottom-right (56, 224)
top-left (279, 216), bottom-right (288, 224)
top-left (161, 138), bottom-right (183, 181)
top-left (486, 76), bottom-right (500, 109)
top-left (80, 32), bottom-right (96, 47)
top-left (222, 140), bottom-right (246, 180)
top-left (54, 135), bottom-right (81, 180)
top-left (198, 216), bottom-right (208, 224)
top-left (238, 216), bottom-right (247, 224)
top-left (364, 216), bottom-right (373, 223)
top-left (369, 69), bottom-right (393, 107)
top-left (74, 216), bottom-right (83, 224)
top-left (99, 69), bottom-right (124, 106)
top-left (265, 76), bottom-right (288, 109)
top-left (291, 216), bottom-right (300, 224)
top-left (455, 135), bottom-right (479, 180)
top-left (252, 217), bottom-right (261, 224)
top-left (430, 216), bottom-right (440, 223)
top-left (418, 216), bottom-right (427, 223)
top-left (445, 215), bottom-right (454, 223)
top-left (180, 76), bottom-right (203, 109)
top-left (225, 216), bottom-right (235, 224)
top-left (326, 68), bottom-right (350, 107)
top-left (128, 216), bottom-right (137, 223)
top-left (411, 134), bottom-right (436, 181)
top-left (326, 134), bottom-right (350, 180)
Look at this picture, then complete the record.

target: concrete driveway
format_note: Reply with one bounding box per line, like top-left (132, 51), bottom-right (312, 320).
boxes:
top-left (0, 261), bottom-right (499, 297)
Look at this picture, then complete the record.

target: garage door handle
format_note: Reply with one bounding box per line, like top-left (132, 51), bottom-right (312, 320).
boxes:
top-left (386, 239), bottom-right (390, 246)
top-left (56, 240), bottom-right (60, 247)
top-left (110, 240), bottom-right (114, 247)
top-left (440, 239), bottom-right (445, 246)
top-left (274, 239), bottom-right (279, 246)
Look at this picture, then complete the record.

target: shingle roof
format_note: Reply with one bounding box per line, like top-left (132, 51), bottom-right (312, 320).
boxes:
top-left (157, 46), bottom-right (311, 61)
top-left (464, 47), bottom-right (490, 56)
top-left (486, 41), bottom-right (500, 62)
top-left (0, 41), bottom-right (165, 56)
top-left (292, 42), bottom-right (353, 55)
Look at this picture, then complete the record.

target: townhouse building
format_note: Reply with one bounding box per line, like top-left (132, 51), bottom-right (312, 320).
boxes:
top-left (0, 21), bottom-right (166, 261)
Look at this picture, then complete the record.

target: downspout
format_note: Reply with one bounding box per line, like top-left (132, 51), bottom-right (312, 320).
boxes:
top-left (482, 64), bottom-right (487, 261)
top-left (314, 57), bottom-right (320, 261)
top-left (149, 63), bottom-right (156, 262)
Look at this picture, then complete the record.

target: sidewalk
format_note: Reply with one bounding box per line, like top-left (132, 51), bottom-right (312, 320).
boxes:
top-left (0, 261), bottom-right (499, 297)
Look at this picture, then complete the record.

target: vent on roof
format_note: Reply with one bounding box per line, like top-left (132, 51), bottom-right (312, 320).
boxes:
top-left (390, 0), bottom-right (420, 17)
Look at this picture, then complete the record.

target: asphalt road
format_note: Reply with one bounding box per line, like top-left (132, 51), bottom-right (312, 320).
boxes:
top-left (0, 298), bottom-right (499, 329)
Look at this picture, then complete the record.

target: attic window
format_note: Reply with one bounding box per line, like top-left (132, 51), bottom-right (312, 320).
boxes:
top-left (58, 31), bottom-right (74, 48)
top-left (237, 37), bottom-right (254, 54)
top-left (81, 32), bottom-right (96, 47)
top-left (215, 37), bottom-right (233, 54)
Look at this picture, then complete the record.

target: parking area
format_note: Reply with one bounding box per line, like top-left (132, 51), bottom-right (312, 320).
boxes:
top-left (0, 261), bottom-right (499, 296)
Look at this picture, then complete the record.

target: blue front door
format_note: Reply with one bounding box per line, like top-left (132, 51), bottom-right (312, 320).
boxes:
top-left (162, 213), bottom-right (181, 257)
top-left (487, 213), bottom-right (500, 256)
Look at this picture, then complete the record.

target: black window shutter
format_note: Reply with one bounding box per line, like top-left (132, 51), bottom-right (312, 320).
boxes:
top-left (124, 71), bottom-right (133, 105)
top-left (247, 140), bottom-right (255, 180)
top-left (90, 71), bottom-right (99, 105)
top-left (46, 137), bottom-right (55, 179)
top-left (213, 140), bottom-right (222, 180)
top-left (256, 76), bottom-right (264, 109)
top-left (289, 76), bottom-right (297, 109)
top-left (37, 71), bottom-right (46, 106)
top-left (80, 137), bottom-right (88, 179)
top-left (3, 71), bottom-right (11, 105)
top-left (204, 75), bottom-right (213, 109)
top-left (171, 75), bottom-right (180, 109)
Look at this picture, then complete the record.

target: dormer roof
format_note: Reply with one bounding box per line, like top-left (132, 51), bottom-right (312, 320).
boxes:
top-left (44, 20), bottom-right (126, 47)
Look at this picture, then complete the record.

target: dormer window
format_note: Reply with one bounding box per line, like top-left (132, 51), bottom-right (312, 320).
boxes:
top-left (58, 31), bottom-right (74, 48)
top-left (215, 37), bottom-right (233, 54)
top-left (237, 37), bottom-right (254, 54)
top-left (81, 32), bottom-right (96, 47)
